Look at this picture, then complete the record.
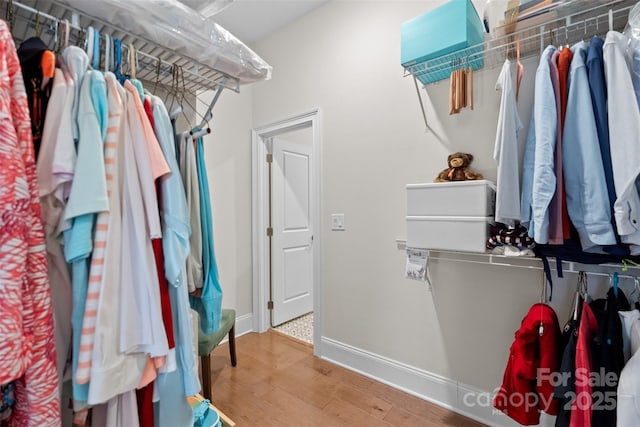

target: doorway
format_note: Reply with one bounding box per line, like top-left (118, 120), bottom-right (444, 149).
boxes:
top-left (252, 109), bottom-right (322, 354)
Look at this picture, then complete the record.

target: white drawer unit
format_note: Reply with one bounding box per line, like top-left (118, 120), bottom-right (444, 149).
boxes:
top-left (406, 215), bottom-right (493, 253)
top-left (406, 180), bottom-right (496, 217)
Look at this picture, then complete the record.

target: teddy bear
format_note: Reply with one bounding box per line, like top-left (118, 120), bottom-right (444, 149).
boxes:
top-left (434, 152), bottom-right (483, 183)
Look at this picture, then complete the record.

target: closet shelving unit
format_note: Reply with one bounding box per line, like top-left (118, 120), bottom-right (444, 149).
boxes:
top-left (397, 240), bottom-right (640, 281)
top-left (3, 0), bottom-right (244, 425)
top-left (406, 0), bottom-right (637, 130)
top-left (6, 0), bottom-right (240, 98)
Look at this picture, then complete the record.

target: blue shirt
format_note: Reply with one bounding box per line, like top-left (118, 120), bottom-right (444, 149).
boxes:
top-left (520, 110), bottom-right (535, 234)
top-left (587, 37), bottom-right (616, 207)
top-left (528, 46), bottom-right (557, 244)
top-left (563, 42), bottom-right (616, 251)
top-left (151, 96), bottom-right (200, 396)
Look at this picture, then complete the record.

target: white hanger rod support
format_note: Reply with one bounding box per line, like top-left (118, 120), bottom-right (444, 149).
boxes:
top-left (198, 77), bottom-right (228, 130)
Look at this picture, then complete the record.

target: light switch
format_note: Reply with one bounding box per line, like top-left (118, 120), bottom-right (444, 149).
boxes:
top-left (331, 214), bottom-right (345, 231)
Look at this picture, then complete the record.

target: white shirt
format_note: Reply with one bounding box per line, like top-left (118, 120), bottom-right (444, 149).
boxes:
top-left (604, 31), bottom-right (640, 249)
top-left (36, 68), bottom-right (75, 383)
top-left (88, 74), bottom-right (147, 406)
top-left (179, 132), bottom-right (203, 292)
top-left (118, 81), bottom-right (169, 359)
top-left (494, 59), bottom-right (523, 226)
top-left (617, 318), bottom-right (640, 426)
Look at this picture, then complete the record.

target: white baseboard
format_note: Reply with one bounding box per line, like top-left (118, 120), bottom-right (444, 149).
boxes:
top-left (235, 313), bottom-right (253, 337)
top-left (218, 312), bottom-right (253, 345)
top-left (320, 337), bottom-right (553, 427)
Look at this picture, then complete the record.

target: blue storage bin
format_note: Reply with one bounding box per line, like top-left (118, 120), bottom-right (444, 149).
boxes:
top-left (401, 0), bottom-right (485, 85)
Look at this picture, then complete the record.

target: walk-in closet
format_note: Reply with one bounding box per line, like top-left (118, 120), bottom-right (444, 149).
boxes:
top-left (2, 0), bottom-right (640, 426)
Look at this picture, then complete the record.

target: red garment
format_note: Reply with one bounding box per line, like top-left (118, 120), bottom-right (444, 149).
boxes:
top-left (494, 304), bottom-right (561, 425)
top-left (558, 48), bottom-right (573, 240)
top-left (0, 20), bottom-right (60, 425)
top-left (136, 383), bottom-right (154, 427)
top-left (152, 237), bottom-right (175, 348)
top-left (143, 96), bottom-right (175, 349)
top-left (571, 302), bottom-right (599, 427)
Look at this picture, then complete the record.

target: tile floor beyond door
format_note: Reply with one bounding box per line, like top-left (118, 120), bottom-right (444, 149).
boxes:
top-left (273, 312), bottom-right (313, 344)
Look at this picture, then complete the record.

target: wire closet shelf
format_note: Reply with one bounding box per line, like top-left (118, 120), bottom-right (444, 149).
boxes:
top-left (404, 0), bottom-right (637, 86)
top-left (5, 0), bottom-right (240, 96)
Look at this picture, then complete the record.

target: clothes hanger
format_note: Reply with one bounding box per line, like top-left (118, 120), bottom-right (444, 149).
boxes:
top-left (538, 273), bottom-right (547, 336)
top-left (34, 11), bottom-right (41, 38)
top-left (610, 272), bottom-right (619, 298)
top-left (85, 26), bottom-right (94, 65)
top-left (92, 28), bottom-right (100, 70)
top-left (5, 0), bottom-right (15, 35)
top-left (574, 271), bottom-right (588, 321)
top-left (152, 57), bottom-right (161, 95)
top-left (114, 38), bottom-right (122, 82)
top-left (103, 34), bottom-right (112, 73)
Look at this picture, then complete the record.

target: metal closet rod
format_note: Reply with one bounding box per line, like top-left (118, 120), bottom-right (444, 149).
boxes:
top-left (8, 0), bottom-right (238, 94)
top-left (402, 246), bottom-right (640, 279)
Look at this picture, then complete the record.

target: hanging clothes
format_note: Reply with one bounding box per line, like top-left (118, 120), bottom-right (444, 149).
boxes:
top-left (75, 71), bottom-right (123, 388)
top-left (493, 59), bottom-right (523, 227)
top-left (179, 132), bottom-right (204, 293)
top-left (36, 67), bottom-right (75, 385)
top-left (587, 36), bottom-right (627, 256)
top-left (150, 96), bottom-right (198, 427)
top-left (0, 19), bottom-right (61, 426)
top-left (562, 41), bottom-right (615, 252)
top-left (190, 134), bottom-right (223, 334)
top-left (571, 301), bottom-right (599, 427)
top-left (604, 31), bottom-right (640, 254)
top-left (84, 75), bottom-right (147, 407)
top-left (554, 302), bottom-right (581, 427)
top-left (65, 59), bottom-right (110, 410)
top-left (546, 50), bottom-right (566, 245)
top-left (494, 303), bottom-right (560, 425)
top-left (521, 46), bottom-right (557, 244)
top-left (17, 36), bottom-right (54, 158)
top-left (590, 286), bottom-right (630, 426)
top-left (616, 317), bottom-right (640, 426)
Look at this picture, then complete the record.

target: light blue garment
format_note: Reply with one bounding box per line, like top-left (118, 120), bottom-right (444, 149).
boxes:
top-left (562, 42), bottom-right (616, 251)
top-left (520, 110), bottom-right (536, 234)
top-left (63, 70), bottom-right (108, 407)
top-left (630, 48), bottom-right (640, 108)
top-left (151, 97), bottom-right (191, 287)
top-left (529, 46), bottom-right (557, 244)
top-left (190, 134), bottom-right (223, 334)
top-left (62, 46), bottom-right (89, 143)
top-left (130, 79), bottom-right (145, 103)
top-left (151, 96), bottom-right (200, 396)
top-left (153, 353), bottom-right (195, 427)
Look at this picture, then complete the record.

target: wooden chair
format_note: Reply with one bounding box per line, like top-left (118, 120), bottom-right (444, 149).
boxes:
top-left (198, 308), bottom-right (237, 401)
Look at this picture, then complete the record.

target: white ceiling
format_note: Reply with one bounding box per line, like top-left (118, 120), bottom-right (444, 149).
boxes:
top-left (208, 0), bottom-right (330, 45)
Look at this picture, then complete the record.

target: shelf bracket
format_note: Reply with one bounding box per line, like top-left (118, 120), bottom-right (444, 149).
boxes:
top-left (413, 75), bottom-right (432, 133)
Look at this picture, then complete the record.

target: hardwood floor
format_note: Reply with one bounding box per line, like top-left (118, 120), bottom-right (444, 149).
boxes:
top-left (206, 330), bottom-right (487, 426)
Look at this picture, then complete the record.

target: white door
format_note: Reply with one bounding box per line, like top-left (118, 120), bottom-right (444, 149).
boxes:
top-left (271, 137), bottom-right (313, 326)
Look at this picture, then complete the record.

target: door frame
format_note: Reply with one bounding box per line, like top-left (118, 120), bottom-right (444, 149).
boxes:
top-left (251, 109), bottom-right (323, 354)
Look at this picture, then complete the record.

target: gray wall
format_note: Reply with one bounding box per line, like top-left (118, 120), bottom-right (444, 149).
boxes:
top-left (199, 0), bottom-right (622, 404)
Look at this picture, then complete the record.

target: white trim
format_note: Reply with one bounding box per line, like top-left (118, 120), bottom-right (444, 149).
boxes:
top-left (217, 312), bottom-right (254, 344)
top-left (320, 337), bottom-right (553, 427)
top-left (252, 109), bottom-right (324, 357)
top-left (234, 313), bottom-right (253, 337)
